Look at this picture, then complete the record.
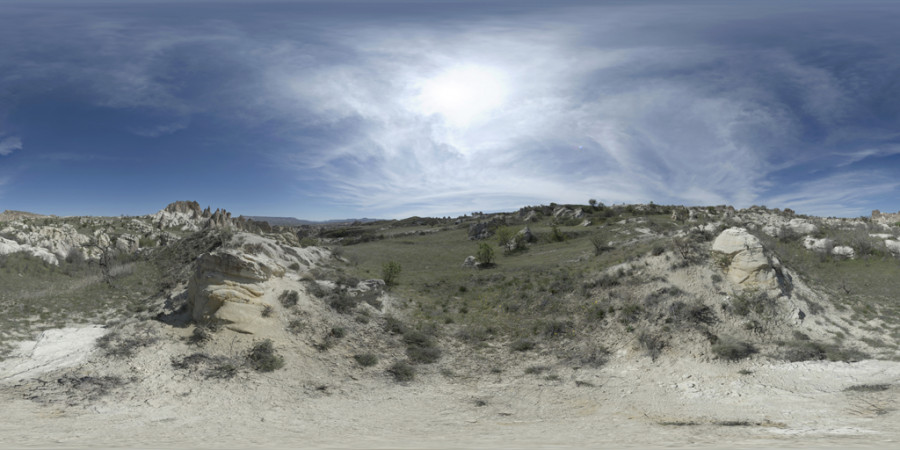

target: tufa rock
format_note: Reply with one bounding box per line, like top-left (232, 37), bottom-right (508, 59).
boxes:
top-left (712, 227), bottom-right (787, 295)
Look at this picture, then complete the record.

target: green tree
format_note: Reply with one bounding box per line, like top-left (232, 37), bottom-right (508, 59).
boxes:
top-left (382, 261), bottom-right (402, 287)
top-left (475, 242), bottom-right (495, 266)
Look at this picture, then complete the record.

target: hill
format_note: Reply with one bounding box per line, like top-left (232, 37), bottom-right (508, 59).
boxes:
top-left (0, 201), bottom-right (898, 448)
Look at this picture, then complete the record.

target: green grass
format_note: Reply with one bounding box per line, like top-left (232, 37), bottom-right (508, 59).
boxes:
top-left (757, 231), bottom-right (900, 324)
top-left (337, 214), bottom-right (671, 338)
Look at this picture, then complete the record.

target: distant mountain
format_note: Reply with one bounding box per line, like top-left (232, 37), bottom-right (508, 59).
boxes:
top-left (246, 216), bottom-right (381, 226)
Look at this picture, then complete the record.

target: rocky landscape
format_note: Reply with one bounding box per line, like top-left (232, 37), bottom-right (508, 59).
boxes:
top-left (0, 201), bottom-right (898, 448)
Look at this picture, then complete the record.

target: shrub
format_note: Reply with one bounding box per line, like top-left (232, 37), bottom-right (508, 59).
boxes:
top-left (590, 236), bottom-right (613, 255)
top-left (382, 261), bottom-right (402, 287)
top-left (354, 353), bottom-right (379, 367)
top-left (524, 365), bottom-right (550, 375)
top-left (383, 316), bottom-right (408, 334)
top-left (388, 361), bottom-right (415, 382)
top-left (288, 262), bottom-right (301, 271)
top-left (287, 319), bottom-right (304, 334)
top-left (495, 226), bottom-right (515, 248)
top-left (242, 242), bottom-right (266, 255)
top-left (299, 236), bottom-right (318, 248)
top-left (329, 291), bottom-right (359, 314)
top-left (711, 338), bottom-right (756, 361)
top-left (511, 339), bottom-right (535, 352)
top-left (475, 242), bottom-right (495, 266)
top-left (138, 236), bottom-right (157, 248)
top-left (261, 305), bottom-right (274, 317)
top-left (279, 290), bottom-right (300, 307)
top-left (403, 330), bottom-right (442, 364)
top-left (550, 225), bottom-right (567, 242)
top-left (96, 330), bottom-right (159, 358)
top-left (638, 332), bottom-right (665, 361)
top-left (779, 340), bottom-right (867, 362)
top-left (247, 339), bottom-right (284, 372)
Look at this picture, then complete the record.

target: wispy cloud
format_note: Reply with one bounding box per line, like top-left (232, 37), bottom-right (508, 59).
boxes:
top-left (765, 171), bottom-right (900, 218)
top-left (0, 136), bottom-right (21, 156)
top-left (1, 2), bottom-right (899, 218)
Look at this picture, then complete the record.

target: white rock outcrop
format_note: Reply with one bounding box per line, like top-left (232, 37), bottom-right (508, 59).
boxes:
top-left (803, 236), bottom-right (834, 253)
top-left (885, 239), bottom-right (900, 256)
top-left (712, 227), bottom-right (784, 294)
top-left (189, 233), bottom-right (327, 334)
top-left (0, 237), bottom-right (59, 265)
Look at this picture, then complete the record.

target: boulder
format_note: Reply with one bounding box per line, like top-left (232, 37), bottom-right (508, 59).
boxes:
top-left (462, 256), bottom-right (477, 268)
top-left (803, 236), bottom-right (833, 253)
top-left (788, 219), bottom-right (817, 235)
top-left (0, 237), bottom-right (59, 265)
top-left (832, 246), bottom-right (855, 259)
top-left (712, 227), bottom-right (784, 294)
top-left (522, 210), bottom-right (538, 222)
top-left (468, 223), bottom-right (494, 240)
top-left (885, 240), bottom-right (900, 256)
top-left (114, 234), bottom-right (140, 253)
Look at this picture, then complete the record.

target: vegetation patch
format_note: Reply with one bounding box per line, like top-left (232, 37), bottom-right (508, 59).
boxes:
top-left (711, 338), bottom-right (756, 361)
top-left (388, 360), bottom-right (415, 382)
top-left (247, 339), bottom-right (285, 372)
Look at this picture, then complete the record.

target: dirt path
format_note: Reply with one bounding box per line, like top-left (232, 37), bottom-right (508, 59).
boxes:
top-left (1, 327), bottom-right (898, 449)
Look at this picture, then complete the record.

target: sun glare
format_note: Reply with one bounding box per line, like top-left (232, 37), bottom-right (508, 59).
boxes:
top-left (418, 65), bottom-right (508, 127)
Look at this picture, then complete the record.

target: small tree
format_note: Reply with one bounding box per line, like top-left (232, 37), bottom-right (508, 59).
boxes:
top-left (589, 199), bottom-right (598, 208)
top-left (475, 242), bottom-right (495, 266)
top-left (495, 226), bottom-right (515, 248)
top-left (382, 261), bottom-right (402, 287)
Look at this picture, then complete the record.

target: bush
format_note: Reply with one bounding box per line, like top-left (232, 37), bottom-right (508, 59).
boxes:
top-left (711, 338), bottom-right (756, 361)
top-left (388, 361), bottom-right (415, 382)
top-left (382, 261), bottom-right (402, 287)
top-left (590, 236), bottom-right (613, 255)
top-left (779, 340), bottom-right (867, 362)
top-left (138, 236), bottom-right (157, 248)
top-left (403, 330), bottom-right (442, 364)
top-left (299, 236), bottom-right (318, 248)
top-left (354, 353), bottom-right (378, 367)
top-left (511, 339), bottom-right (535, 352)
top-left (550, 225), bottom-right (567, 242)
top-left (279, 290), bottom-right (300, 307)
top-left (247, 339), bottom-right (284, 372)
top-left (638, 332), bottom-right (665, 361)
top-left (475, 242), bottom-right (495, 266)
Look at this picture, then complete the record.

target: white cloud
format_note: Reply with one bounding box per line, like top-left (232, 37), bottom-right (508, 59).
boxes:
top-left (261, 20), bottom-right (845, 216)
top-left (0, 136), bottom-right (21, 156)
top-left (764, 171), bottom-right (900, 218)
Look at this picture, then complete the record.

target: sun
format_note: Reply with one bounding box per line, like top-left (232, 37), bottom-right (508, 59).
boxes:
top-left (417, 65), bottom-right (509, 128)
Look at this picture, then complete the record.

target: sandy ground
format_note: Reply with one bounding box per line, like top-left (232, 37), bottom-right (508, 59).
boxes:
top-left (0, 325), bottom-right (898, 449)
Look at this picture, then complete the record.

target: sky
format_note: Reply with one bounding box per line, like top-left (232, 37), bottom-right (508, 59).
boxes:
top-left (1, 1), bottom-right (900, 220)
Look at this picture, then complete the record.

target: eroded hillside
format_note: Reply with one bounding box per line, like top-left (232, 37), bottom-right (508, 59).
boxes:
top-left (0, 201), bottom-right (898, 448)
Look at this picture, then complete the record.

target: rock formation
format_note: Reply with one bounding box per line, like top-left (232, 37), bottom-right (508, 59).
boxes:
top-left (188, 233), bottom-right (327, 334)
top-left (712, 227), bottom-right (788, 296)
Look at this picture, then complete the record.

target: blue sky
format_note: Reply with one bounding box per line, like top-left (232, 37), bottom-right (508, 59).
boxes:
top-left (1, 1), bottom-right (900, 220)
